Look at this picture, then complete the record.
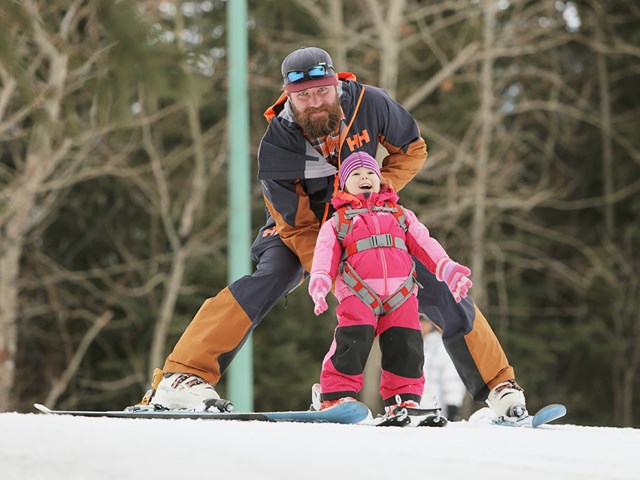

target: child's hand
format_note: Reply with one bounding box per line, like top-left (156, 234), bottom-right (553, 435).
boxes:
top-left (436, 259), bottom-right (472, 303)
top-left (309, 274), bottom-right (331, 315)
top-left (311, 288), bottom-right (328, 315)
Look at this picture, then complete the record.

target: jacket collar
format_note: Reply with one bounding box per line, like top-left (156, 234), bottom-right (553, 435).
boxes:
top-left (331, 184), bottom-right (399, 210)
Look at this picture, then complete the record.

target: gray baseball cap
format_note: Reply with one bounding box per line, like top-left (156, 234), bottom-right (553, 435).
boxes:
top-left (281, 47), bottom-right (338, 93)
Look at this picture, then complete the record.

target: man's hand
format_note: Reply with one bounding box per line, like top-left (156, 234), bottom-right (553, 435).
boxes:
top-left (308, 274), bottom-right (331, 315)
top-left (436, 259), bottom-right (472, 303)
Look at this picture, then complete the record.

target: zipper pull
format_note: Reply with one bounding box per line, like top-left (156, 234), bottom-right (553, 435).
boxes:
top-left (363, 192), bottom-right (372, 212)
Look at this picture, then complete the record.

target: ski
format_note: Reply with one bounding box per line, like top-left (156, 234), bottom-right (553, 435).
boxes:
top-left (33, 401), bottom-right (371, 425)
top-left (371, 410), bottom-right (411, 427)
top-left (400, 405), bottom-right (448, 427)
top-left (416, 414), bottom-right (448, 427)
top-left (531, 404), bottom-right (567, 427)
top-left (469, 403), bottom-right (567, 428)
top-left (368, 406), bottom-right (448, 428)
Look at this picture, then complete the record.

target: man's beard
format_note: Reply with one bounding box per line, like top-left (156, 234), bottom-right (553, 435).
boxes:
top-left (292, 96), bottom-right (342, 138)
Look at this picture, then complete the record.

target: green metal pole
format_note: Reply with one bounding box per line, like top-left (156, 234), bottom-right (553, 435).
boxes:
top-left (226, 0), bottom-right (253, 412)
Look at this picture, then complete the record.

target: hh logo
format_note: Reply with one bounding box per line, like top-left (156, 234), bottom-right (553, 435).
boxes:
top-left (346, 129), bottom-right (370, 151)
top-left (262, 227), bottom-right (278, 237)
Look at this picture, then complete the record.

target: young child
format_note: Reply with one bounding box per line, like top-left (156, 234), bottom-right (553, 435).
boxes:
top-left (308, 151), bottom-right (472, 414)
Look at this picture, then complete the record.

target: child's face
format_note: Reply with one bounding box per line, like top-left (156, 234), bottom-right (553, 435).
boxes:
top-left (344, 166), bottom-right (381, 195)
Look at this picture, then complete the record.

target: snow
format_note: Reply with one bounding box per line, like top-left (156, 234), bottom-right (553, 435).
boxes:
top-left (1, 411), bottom-right (638, 480)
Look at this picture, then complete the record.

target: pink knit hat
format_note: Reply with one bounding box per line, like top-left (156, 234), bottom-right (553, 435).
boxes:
top-left (339, 151), bottom-right (381, 189)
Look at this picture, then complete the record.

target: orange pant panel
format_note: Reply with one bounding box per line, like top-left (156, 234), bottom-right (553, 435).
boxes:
top-left (163, 287), bottom-right (252, 385)
top-left (464, 304), bottom-right (515, 391)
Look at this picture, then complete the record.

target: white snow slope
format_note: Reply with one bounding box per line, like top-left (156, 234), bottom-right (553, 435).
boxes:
top-left (1, 410), bottom-right (638, 480)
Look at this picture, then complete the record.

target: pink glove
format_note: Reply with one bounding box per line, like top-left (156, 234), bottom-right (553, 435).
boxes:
top-left (308, 273), bottom-right (331, 316)
top-left (436, 259), bottom-right (472, 303)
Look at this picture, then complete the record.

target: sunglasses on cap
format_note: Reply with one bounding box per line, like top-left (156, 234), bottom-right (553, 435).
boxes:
top-left (285, 63), bottom-right (334, 84)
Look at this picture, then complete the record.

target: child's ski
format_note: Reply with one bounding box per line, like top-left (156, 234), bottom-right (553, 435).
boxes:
top-left (369, 405), bottom-right (448, 427)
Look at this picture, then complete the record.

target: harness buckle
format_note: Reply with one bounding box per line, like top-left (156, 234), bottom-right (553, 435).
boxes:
top-left (370, 233), bottom-right (393, 248)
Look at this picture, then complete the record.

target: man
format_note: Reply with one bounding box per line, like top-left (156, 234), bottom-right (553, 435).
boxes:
top-left (143, 46), bottom-right (527, 420)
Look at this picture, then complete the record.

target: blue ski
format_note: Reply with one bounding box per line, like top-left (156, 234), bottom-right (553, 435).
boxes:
top-left (531, 403), bottom-right (567, 427)
top-left (492, 403), bottom-right (567, 428)
top-left (470, 403), bottom-right (567, 428)
top-left (34, 401), bottom-right (370, 425)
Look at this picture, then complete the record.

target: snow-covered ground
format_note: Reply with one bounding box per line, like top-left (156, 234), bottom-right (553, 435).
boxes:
top-left (1, 410), bottom-right (638, 480)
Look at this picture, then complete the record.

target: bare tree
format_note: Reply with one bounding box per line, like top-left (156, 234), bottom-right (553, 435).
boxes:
top-left (1, 0), bottom-right (90, 411)
top-left (0, 0), bottom-right (228, 410)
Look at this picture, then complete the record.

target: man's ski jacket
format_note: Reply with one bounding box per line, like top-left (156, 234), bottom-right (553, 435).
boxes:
top-left (258, 74), bottom-right (426, 272)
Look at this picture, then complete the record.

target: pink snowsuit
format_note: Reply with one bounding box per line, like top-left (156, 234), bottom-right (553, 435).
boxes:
top-left (310, 185), bottom-right (454, 406)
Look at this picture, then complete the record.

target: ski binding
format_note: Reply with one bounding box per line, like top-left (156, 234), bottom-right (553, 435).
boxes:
top-left (470, 403), bottom-right (567, 428)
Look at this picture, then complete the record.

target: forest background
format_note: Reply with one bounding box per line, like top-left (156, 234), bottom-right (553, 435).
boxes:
top-left (0, 0), bottom-right (638, 427)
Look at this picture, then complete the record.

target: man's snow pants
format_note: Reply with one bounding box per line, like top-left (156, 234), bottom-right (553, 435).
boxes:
top-left (163, 227), bottom-right (515, 402)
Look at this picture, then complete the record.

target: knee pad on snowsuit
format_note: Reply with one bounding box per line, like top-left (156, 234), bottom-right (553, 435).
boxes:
top-left (329, 325), bottom-right (376, 375)
top-left (379, 326), bottom-right (424, 379)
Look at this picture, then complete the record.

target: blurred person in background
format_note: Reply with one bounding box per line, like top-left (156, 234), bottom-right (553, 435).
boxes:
top-left (420, 314), bottom-right (466, 420)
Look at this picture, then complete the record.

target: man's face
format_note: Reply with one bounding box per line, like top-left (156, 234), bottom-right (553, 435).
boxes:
top-left (289, 85), bottom-right (341, 137)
